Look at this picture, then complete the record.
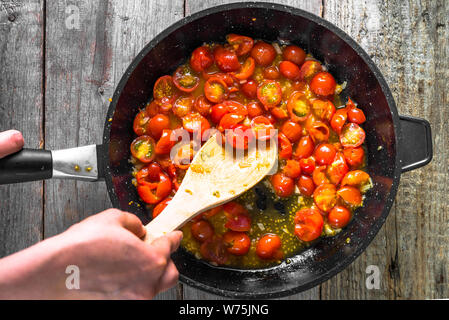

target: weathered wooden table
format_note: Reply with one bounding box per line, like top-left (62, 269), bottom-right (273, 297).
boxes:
top-left (0, 0), bottom-right (447, 299)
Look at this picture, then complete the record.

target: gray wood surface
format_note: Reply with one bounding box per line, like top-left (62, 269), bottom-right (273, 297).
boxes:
top-left (0, 0), bottom-right (447, 300)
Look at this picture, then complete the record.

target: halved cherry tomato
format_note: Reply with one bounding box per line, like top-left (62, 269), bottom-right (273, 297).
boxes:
top-left (278, 133), bottom-right (293, 159)
top-left (136, 162), bottom-right (161, 184)
top-left (283, 159), bottom-right (301, 179)
top-left (182, 112), bottom-right (210, 136)
top-left (256, 234), bottom-right (283, 260)
top-left (223, 201), bottom-right (247, 216)
top-left (270, 106), bottom-right (289, 119)
top-left (326, 152), bottom-right (349, 185)
top-left (172, 94), bottom-right (194, 117)
top-left (312, 165), bottom-right (330, 186)
top-left (219, 113), bottom-right (245, 132)
top-left (310, 72), bottom-right (336, 96)
top-left (313, 183), bottom-right (337, 212)
top-left (223, 231), bottom-right (251, 255)
top-left (225, 124), bottom-right (254, 150)
top-left (204, 76), bottom-right (228, 103)
top-left (294, 135), bottom-right (315, 159)
top-left (271, 173), bottom-right (295, 198)
top-left (241, 79), bottom-right (258, 99)
top-left (190, 46), bottom-right (214, 73)
top-left (299, 60), bottom-right (322, 81)
top-left (246, 101), bottom-right (264, 118)
top-left (200, 236), bottom-right (228, 265)
top-left (263, 66), bottom-right (280, 80)
top-left (330, 108), bottom-right (348, 134)
top-left (227, 34), bottom-right (254, 56)
top-left (173, 65), bottom-right (200, 93)
top-left (133, 110), bottom-right (150, 136)
top-left (148, 113), bottom-right (170, 140)
top-left (298, 175), bottom-right (315, 196)
top-left (191, 220), bottom-right (215, 242)
top-left (210, 103), bottom-right (229, 124)
top-left (341, 170), bottom-right (371, 190)
top-left (153, 75), bottom-right (179, 102)
top-left (173, 142), bottom-right (194, 169)
top-left (287, 91), bottom-right (311, 122)
top-left (234, 57), bottom-right (255, 80)
top-left (251, 41), bottom-right (276, 66)
top-left (225, 100), bottom-right (248, 116)
top-left (279, 61), bottom-right (301, 80)
top-left (309, 121), bottom-right (330, 143)
top-left (251, 116), bottom-right (275, 141)
top-left (137, 171), bottom-right (172, 204)
top-left (283, 45), bottom-right (306, 65)
top-left (130, 135), bottom-right (156, 163)
top-left (257, 80), bottom-right (282, 109)
top-left (203, 205), bottom-right (223, 218)
top-left (225, 213), bottom-right (251, 232)
top-left (214, 45), bottom-right (240, 72)
top-left (145, 100), bottom-right (160, 117)
top-left (340, 123), bottom-right (366, 148)
top-left (312, 99), bottom-right (336, 122)
top-left (281, 121), bottom-right (302, 143)
top-left (155, 129), bottom-right (176, 155)
top-left (152, 197), bottom-right (171, 218)
top-left (337, 186), bottom-right (363, 207)
top-left (299, 157), bottom-right (316, 176)
top-left (294, 208), bottom-right (324, 242)
top-left (347, 107), bottom-right (366, 124)
top-left (314, 143), bottom-right (337, 165)
top-left (343, 147), bottom-right (365, 167)
top-left (194, 95), bottom-right (213, 116)
top-left (328, 205), bottom-right (351, 228)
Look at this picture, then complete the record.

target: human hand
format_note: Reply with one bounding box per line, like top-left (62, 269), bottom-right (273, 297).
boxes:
top-left (0, 130), bottom-right (24, 158)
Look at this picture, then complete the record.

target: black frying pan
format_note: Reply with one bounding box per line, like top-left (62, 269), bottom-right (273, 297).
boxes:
top-left (0, 2), bottom-right (432, 298)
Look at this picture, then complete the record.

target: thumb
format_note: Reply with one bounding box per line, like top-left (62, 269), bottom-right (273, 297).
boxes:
top-left (0, 130), bottom-right (24, 159)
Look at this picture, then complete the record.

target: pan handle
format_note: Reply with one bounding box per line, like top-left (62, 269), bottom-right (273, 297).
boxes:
top-left (399, 115), bottom-right (433, 172)
top-left (0, 144), bottom-right (105, 185)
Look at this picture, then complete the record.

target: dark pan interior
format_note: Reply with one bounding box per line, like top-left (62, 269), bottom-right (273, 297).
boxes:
top-left (103, 3), bottom-right (401, 298)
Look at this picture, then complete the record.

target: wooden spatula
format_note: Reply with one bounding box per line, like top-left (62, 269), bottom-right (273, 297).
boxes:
top-left (143, 134), bottom-right (277, 243)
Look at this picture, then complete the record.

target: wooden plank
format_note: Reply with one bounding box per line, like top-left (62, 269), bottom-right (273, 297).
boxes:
top-left (0, 1), bottom-right (44, 256)
top-left (182, 0), bottom-right (322, 300)
top-left (44, 0), bottom-right (184, 300)
top-left (320, 0), bottom-right (449, 299)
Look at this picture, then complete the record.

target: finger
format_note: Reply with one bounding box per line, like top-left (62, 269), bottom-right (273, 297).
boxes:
top-left (116, 212), bottom-right (146, 239)
top-left (156, 260), bottom-right (179, 293)
top-left (0, 130), bottom-right (24, 159)
top-left (150, 231), bottom-right (183, 256)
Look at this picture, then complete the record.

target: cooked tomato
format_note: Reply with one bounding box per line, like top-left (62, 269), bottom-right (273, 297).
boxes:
top-left (270, 106), bottom-right (289, 119)
top-left (310, 72), bottom-right (336, 96)
top-left (173, 65), bottom-right (200, 92)
top-left (294, 135), bottom-right (315, 159)
top-left (200, 236), bottom-right (228, 265)
top-left (278, 133), bottom-right (293, 159)
top-left (271, 173), bottom-right (295, 198)
top-left (250, 41), bottom-right (276, 66)
top-left (190, 46), bottom-right (214, 73)
top-left (152, 197), bottom-right (171, 219)
top-left (326, 152), bottom-right (349, 185)
top-left (148, 113), bottom-right (170, 140)
top-left (182, 112), bottom-right (210, 136)
top-left (225, 213), bottom-right (251, 232)
top-left (223, 231), bottom-right (251, 255)
top-left (191, 220), bottom-right (215, 243)
top-left (204, 76), bottom-right (228, 103)
top-left (173, 95), bottom-right (194, 117)
top-left (155, 129), bottom-right (176, 155)
top-left (137, 171), bottom-right (172, 204)
top-left (145, 100), bottom-right (160, 117)
top-left (297, 175), bottom-right (315, 196)
top-left (257, 80), bottom-right (282, 109)
top-left (299, 60), bottom-right (322, 81)
top-left (251, 116), bottom-right (275, 141)
top-left (210, 103), bottom-right (229, 124)
top-left (194, 95), bottom-right (213, 116)
top-left (283, 159), bottom-right (301, 179)
top-left (347, 107), bottom-right (366, 124)
top-left (226, 34), bottom-right (254, 56)
top-left (283, 45), bottom-right (306, 65)
top-left (223, 201), bottom-right (247, 216)
top-left (241, 79), bottom-right (258, 99)
top-left (309, 121), bottom-right (330, 143)
top-left (343, 147), bottom-right (365, 167)
top-left (246, 101), bottom-right (264, 118)
top-left (314, 143), bottom-right (337, 165)
top-left (256, 234), bottom-right (283, 260)
top-left (279, 61), bottom-right (301, 80)
top-left (341, 170), bottom-right (371, 190)
top-left (340, 123), bottom-right (366, 147)
top-left (281, 121), bottom-right (302, 143)
top-left (225, 124), bottom-right (254, 150)
top-left (136, 162), bottom-right (161, 184)
top-left (214, 45), bottom-right (240, 72)
top-left (299, 157), bottom-right (316, 176)
top-left (234, 57), bottom-right (255, 80)
top-left (328, 205), bottom-right (351, 228)
top-left (330, 108), bottom-right (348, 134)
top-left (133, 110), bottom-right (150, 136)
top-left (203, 205), bottom-right (223, 218)
top-left (263, 66), bottom-right (280, 80)
top-left (219, 113), bottom-right (245, 132)
top-left (312, 99), bottom-right (336, 122)
top-left (153, 75), bottom-right (178, 102)
top-left (294, 208), bottom-right (323, 242)
top-left (312, 165), bottom-right (330, 186)
top-left (287, 91), bottom-right (311, 122)
top-left (337, 186), bottom-right (363, 207)
top-left (130, 135), bottom-right (156, 163)
top-left (313, 183), bottom-right (337, 212)
top-left (225, 100), bottom-right (248, 116)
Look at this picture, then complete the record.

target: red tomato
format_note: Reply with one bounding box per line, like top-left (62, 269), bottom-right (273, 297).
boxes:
top-left (190, 46), bottom-right (214, 73)
top-left (219, 113), bottom-right (245, 132)
top-left (257, 80), bottom-right (282, 109)
top-left (152, 197), bottom-right (171, 218)
top-left (340, 123), bottom-right (366, 148)
top-left (294, 208), bottom-right (324, 242)
top-left (203, 205), bottom-right (223, 218)
top-left (281, 121), bottom-right (302, 143)
top-left (210, 103), bottom-right (229, 124)
top-left (283, 159), bottom-right (301, 179)
top-left (225, 124), bottom-right (254, 150)
top-left (251, 116), bottom-right (275, 141)
top-left (313, 183), bottom-right (337, 212)
top-left (297, 175), bottom-right (315, 196)
top-left (225, 100), bottom-right (248, 116)
top-left (279, 61), bottom-right (301, 80)
top-left (294, 135), bottom-right (315, 159)
top-left (278, 133), bottom-right (293, 159)
top-left (299, 60), bottom-right (322, 81)
top-left (234, 57), bottom-right (255, 80)
top-left (204, 76), bottom-right (228, 103)
top-left (256, 234), bottom-right (283, 260)
top-left (145, 100), bottom-right (160, 117)
top-left (194, 95), bottom-right (213, 116)
top-left (200, 236), bottom-right (228, 265)
top-left (136, 162), bottom-right (161, 184)
top-left (263, 66), bottom-right (280, 80)
top-left (155, 129), bottom-right (176, 155)
top-left (270, 106), bottom-right (289, 120)
top-left (133, 110), bottom-right (150, 136)
top-left (137, 171), bottom-right (172, 204)
top-left (153, 75), bottom-right (179, 102)
top-left (328, 206), bottom-right (351, 228)
top-left (299, 157), bottom-right (316, 176)
top-left (330, 108), bottom-right (348, 134)
top-left (130, 135), bottom-right (156, 163)
top-left (271, 173), bottom-right (295, 198)
top-left (308, 121), bottom-right (330, 143)
top-left (223, 201), bottom-right (247, 216)
top-left (173, 65), bottom-right (200, 93)
top-left (314, 143), bottom-right (337, 165)
top-left (282, 45), bottom-right (306, 65)
top-left (310, 72), bottom-right (336, 96)
top-left (343, 147), bottom-right (365, 167)
top-left (225, 213), bottom-right (251, 232)
top-left (347, 108), bottom-right (366, 124)
top-left (341, 170), bottom-right (371, 189)
top-left (337, 186), bottom-right (363, 207)
top-left (148, 113), bottom-right (170, 140)
top-left (287, 91), bottom-right (311, 122)
top-left (223, 231), bottom-right (251, 255)
top-left (250, 41), bottom-right (276, 66)
top-left (312, 99), bottom-right (336, 122)
top-left (246, 101), bottom-right (264, 118)
top-left (326, 152), bottom-right (349, 185)
top-left (241, 79), bottom-right (258, 99)
top-left (191, 220), bottom-right (215, 242)
top-left (172, 95), bottom-right (194, 117)
top-left (214, 45), bottom-right (240, 72)
top-left (312, 165), bottom-right (330, 186)
top-left (226, 34), bottom-right (254, 56)
top-left (182, 113), bottom-right (210, 136)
